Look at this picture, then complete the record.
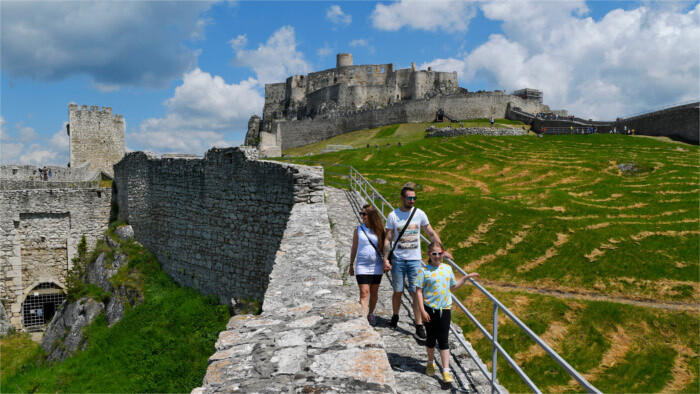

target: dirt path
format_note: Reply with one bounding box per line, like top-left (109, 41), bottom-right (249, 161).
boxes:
top-left (477, 280), bottom-right (699, 312)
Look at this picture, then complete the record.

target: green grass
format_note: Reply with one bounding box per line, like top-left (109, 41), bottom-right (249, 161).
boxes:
top-left (276, 131), bottom-right (700, 393)
top-left (282, 118), bottom-right (524, 156)
top-left (1, 231), bottom-right (231, 393)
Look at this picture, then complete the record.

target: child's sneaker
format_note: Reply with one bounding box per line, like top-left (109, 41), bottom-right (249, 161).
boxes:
top-left (442, 370), bottom-right (454, 383)
top-left (425, 362), bottom-right (436, 376)
top-left (367, 314), bottom-right (377, 326)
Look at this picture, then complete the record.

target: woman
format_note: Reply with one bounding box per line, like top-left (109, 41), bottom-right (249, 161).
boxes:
top-left (349, 204), bottom-right (385, 326)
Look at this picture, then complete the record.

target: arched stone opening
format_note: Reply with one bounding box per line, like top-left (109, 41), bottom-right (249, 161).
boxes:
top-left (21, 282), bottom-right (66, 331)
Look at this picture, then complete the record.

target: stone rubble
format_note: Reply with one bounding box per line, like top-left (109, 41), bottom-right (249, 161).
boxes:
top-left (426, 127), bottom-right (526, 138)
top-left (324, 187), bottom-right (503, 394)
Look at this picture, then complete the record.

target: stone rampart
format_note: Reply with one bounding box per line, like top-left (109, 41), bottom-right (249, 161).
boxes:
top-left (279, 92), bottom-right (549, 149)
top-left (616, 102), bottom-right (699, 144)
top-left (0, 163), bottom-right (99, 182)
top-left (112, 147), bottom-right (324, 304)
top-left (0, 187), bottom-right (112, 329)
top-left (194, 201), bottom-right (395, 393)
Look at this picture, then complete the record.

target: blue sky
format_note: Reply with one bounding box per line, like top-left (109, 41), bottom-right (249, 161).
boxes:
top-left (1, 0), bottom-right (698, 165)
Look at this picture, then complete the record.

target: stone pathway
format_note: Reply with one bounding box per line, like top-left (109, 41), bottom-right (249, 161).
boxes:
top-left (325, 187), bottom-right (500, 394)
top-left (195, 201), bottom-right (395, 393)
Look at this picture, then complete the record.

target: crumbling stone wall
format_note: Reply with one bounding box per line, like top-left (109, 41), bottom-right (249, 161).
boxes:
top-left (113, 147), bottom-right (323, 304)
top-left (277, 91), bottom-right (550, 150)
top-left (69, 104), bottom-right (126, 177)
top-left (0, 187), bottom-right (112, 330)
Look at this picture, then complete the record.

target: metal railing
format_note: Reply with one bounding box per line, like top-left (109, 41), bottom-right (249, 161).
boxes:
top-left (621, 99), bottom-right (699, 120)
top-left (273, 157), bottom-right (601, 394)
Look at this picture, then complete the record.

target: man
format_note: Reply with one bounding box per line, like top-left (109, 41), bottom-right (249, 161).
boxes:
top-left (383, 186), bottom-right (452, 339)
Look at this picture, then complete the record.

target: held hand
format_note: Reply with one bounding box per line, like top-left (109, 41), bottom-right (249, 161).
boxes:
top-left (349, 265), bottom-right (355, 277)
top-left (421, 310), bottom-right (430, 322)
top-left (383, 258), bottom-right (391, 273)
top-left (468, 272), bottom-right (480, 280)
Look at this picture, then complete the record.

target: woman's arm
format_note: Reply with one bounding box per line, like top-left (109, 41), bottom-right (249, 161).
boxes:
top-left (349, 228), bottom-right (358, 276)
top-left (415, 287), bottom-right (430, 322)
top-left (450, 272), bottom-right (480, 291)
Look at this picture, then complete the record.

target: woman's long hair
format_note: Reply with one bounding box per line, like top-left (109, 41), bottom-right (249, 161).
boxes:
top-left (363, 204), bottom-right (385, 255)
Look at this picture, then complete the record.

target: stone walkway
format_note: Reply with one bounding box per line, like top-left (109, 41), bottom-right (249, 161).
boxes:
top-left (325, 187), bottom-right (499, 394)
top-left (195, 201), bottom-right (395, 393)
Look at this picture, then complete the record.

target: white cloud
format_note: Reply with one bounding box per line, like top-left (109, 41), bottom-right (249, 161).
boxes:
top-left (317, 42), bottom-right (333, 57)
top-left (0, 116), bottom-right (9, 141)
top-left (350, 38), bottom-right (375, 54)
top-left (0, 142), bottom-right (23, 164)
top-left (0, 1), bottom-right (214, 89)
top-left (421, 1), bottom-right (700, 119)
top-left (49, 123), bottom-right (69, 151)
top-left (326, 5), bottom-right (352, 26)
top-left (16, 122), bottom-right (38, 142)
top-left (230, 26), bottom-right (311, 84)
top-left (19, 144), bottom-right (58, 166)
top-left (371, 0), bottom-right (477, 32)
top-left (131, 68), bottom-right (264, 154)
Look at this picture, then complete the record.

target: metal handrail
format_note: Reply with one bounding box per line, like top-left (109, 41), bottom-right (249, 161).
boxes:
top-left (621, 99), bottom-right (699, 120)
top-left (272, 157), bottom-right (601, 394)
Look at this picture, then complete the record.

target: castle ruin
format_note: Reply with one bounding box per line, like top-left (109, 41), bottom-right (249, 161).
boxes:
top-left (0, 104), bottom-right (124, 333)
top-left (68, 104), bottom-right (126, 177)
top-left (245, 53), bottom-right (553, 155)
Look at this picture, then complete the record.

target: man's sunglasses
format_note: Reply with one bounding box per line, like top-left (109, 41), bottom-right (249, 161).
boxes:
top-left (359, 212), bottom-right (367, 216)
top-left (404, 196), bottom-right (417, 201)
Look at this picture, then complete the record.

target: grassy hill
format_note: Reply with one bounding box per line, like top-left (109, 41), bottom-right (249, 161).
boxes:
top-left (283, 118), bottom-right (528, 157)
top-left (281, 131), bottom-right (699, 393)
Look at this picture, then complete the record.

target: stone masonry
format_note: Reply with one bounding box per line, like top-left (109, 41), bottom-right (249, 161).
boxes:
top-left (0, 186), bottom-right (112, 330)
top-left (246, 53), bottom-right (553, 154)
top-left (194, 200), bottom-right (396, 393)
top-left (68, 104), bottom-right (126, 177)
top-left (113, 147), bottom-right (324, 305)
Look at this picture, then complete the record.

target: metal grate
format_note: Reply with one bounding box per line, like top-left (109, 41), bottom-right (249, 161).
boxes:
top-left (22, 282), bottom-right (66, 331)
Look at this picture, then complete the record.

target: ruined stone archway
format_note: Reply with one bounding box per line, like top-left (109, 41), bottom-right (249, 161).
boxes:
top-left (21, 282), bottom-right (66, 331)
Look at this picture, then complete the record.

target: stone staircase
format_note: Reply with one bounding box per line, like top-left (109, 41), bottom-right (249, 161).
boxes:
top-left (325, 187), bottom-right (499, 393)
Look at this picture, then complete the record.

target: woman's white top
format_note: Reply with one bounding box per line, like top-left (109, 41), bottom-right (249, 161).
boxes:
top-left (356, 224), bottom-right (383, 275)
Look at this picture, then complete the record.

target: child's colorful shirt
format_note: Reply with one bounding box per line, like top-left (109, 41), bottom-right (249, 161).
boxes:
top-left (416, 263), bottom-right (456, 310)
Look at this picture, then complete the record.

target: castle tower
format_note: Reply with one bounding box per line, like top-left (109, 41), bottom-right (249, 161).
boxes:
top-left (336, 53), bottom-right (353, 68)
top-left (68, 104), bottom-right (125, 177)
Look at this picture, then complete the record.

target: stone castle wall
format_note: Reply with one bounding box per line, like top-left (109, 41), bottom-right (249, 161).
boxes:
top-left (0, 187), bottom-right (112, 329)
top-left (616, 102), bottom-right (699, 144)
top-left (113, 147), bottom-right (324, 304)
top-left (69, 104), bottom-right (126, 177)
top-left (279, 91), bottom-right (549, 150)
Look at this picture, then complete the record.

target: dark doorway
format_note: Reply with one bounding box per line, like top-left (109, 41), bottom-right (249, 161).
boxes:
top-left (22, 282), bottom-right (66, 331)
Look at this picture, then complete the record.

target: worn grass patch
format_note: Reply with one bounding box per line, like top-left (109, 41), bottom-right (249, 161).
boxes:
top-left (277, 132), bottom-right (700, 393)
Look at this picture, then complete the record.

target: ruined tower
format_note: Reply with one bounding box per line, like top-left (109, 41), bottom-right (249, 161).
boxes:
top-left (68, 104), bottom-right (125, 177)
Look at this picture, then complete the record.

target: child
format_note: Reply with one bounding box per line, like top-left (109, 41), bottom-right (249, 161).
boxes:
top-left (415, 241), bottom-right (480, 383)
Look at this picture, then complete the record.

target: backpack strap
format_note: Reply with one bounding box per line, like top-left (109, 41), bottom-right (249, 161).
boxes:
top-left (388, 208), bottom-right (416, 261)
top-left (359, 225), bottom-right (382, 259)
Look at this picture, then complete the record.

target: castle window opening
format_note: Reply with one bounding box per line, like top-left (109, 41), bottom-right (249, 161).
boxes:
top-left (22, 282), bottom-right (66, 331)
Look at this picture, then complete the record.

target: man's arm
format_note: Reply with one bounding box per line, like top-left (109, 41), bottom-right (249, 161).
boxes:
top-left (422, 223), bottom-right (454, 260)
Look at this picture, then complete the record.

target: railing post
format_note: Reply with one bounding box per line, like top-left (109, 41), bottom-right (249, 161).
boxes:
top-left (492, 304), bottom-right (499, 393)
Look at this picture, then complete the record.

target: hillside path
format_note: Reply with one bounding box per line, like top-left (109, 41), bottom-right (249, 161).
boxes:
top-left (325, 187), bottom-right (498, 394)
